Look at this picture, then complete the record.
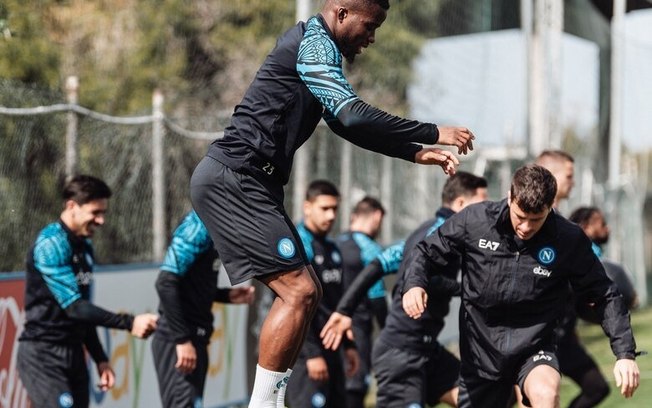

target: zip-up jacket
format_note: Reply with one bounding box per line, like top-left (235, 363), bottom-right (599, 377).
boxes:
top-left (403, 199), bottom-right (636, 380)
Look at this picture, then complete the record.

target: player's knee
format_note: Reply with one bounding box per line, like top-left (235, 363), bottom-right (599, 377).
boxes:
top-left (285, 277), bottom-right (321, 312)
top-left (527, 383), bottom-right (559, 407)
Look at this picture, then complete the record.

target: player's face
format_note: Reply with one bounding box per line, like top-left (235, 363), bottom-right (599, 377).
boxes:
top-left (336, 5), bottom-right (386, 63)
top-left (69, 199), bottom-right (108, 237)
top-left (508, 199), bottom-right (550, 241)
top-left (552, 160), bottom-right (574, 200)
top-left (587, 211), bottom-right (610, 245)
top-left (304, 195), bottom-right (339, 237)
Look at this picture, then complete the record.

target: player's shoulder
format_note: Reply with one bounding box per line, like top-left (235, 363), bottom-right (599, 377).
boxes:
top-left (33, 223), bottom-right (71, 262)
top-left (298, 15), bottom-right (340, 63)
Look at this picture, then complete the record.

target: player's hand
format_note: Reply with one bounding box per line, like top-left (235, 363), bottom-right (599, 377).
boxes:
top-left (436, 126), bottom-right (475, 155)
top-left (614, 358), bottom-right (640, 398)
top-left (229, 286), bottom-right (255, 304)
top-left (402, 287), bottom-right (428, 319)
top-left (96, 361), bottom-right (115, 391)
top-left (320, 312), bottom-right (354, 351)
top-left (176, 341), bottom-right (197, 374)
top-left (306, 356), bottom-right (329, 382)
top-left (345, 348), bottom-right (360, 378)
top-left (131, 313), bottom-right (158, 338)
top-left (415, 147), bottom-right (459, 175)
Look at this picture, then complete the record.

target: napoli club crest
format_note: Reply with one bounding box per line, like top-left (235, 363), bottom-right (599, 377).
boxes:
top-left (537, 247), bottom-right (556, 265)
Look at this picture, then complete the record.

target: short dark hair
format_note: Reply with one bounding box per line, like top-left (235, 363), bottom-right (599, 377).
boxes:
top-left (352, 196), bottom-right (385, 216)
top-left (569, 206), bottom-right (600, 227)
top-left (510, 165), bottom-right (556, 213)
top-left (343, 0), bottom-right (390, 11)
top-left (535, 150), bottom-right (574, 165)
top-left (441, 172), bottom-right (488, 206)
top-left (62, 175), bottom-right (112, 205)
top-left (305, 180), bottom-right (340, 201)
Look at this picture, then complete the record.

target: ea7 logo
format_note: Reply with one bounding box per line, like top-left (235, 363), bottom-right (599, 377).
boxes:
top-left (478, 239), bottom-right (500, 251)
top-left (533, 351), bottom-right (553, 362)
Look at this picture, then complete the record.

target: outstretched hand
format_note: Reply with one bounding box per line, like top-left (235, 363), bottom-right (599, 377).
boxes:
top-left (320, 312), bottom-right (354, 351)
top-left (415, 147), bottom-right (459, 175)
top-left (436, 126), bottom-right (475, 155)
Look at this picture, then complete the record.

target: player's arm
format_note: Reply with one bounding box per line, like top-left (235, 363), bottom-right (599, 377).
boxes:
top-left (214, 286), bottom-right (255, 304)
top-left (158, 211), bottom-right (215, 342)
top-left (33, 237), bottom-right (139, 331)
top-left (296, 32), bottom-right (473, 158)
top-left (567, 236), bottom-right (639, 397)
top-left (402, 214), bottom-right (465, 318)
top-left (83, 327), bottom-right (109, 364)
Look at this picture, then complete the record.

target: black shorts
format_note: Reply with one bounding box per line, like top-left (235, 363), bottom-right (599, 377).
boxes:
top-left (17, 340), bottom-right (89, 408)
top-left (151, 334), bottom-right (209, 408)
top-left (458, 349), bottom-right (560, 408)
top-left (190, 156), bottom-right (307, 284)
top-left (286, 350), bottom-right (346, 408)
top-left (372, 338), bottom-right (460, 407)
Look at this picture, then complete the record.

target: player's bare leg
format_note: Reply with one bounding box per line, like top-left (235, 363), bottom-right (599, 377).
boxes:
top-left (248, 266), bottom-right (322, 408)
top-left (522, 365), bottom-right (561, 408)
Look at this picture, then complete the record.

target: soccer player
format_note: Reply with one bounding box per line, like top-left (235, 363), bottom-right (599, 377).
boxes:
top-left (151, 210), bottom-right (255, 408)
top-left (402, 164), bottom-right (640, 408)
top-left (286, 180), bottom-right (359, 408)
top-left (189, 1), bottom-right (474, 406)
top-left (336, 196), bottom-right (387, 408)
top-left (321, 172), bottom-right (488, 407)
top-left (17, 175), bottom-right (158, 408)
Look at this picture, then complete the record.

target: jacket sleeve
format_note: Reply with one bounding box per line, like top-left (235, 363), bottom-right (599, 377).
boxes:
top-left (568, 234), bottom-right (636, 360)
top-left (336, 259), bottom-right (385, 316)
top-left (155, 271), bottom-right (192, 343)
top-left (296, 26), bottom-right (438, 163)
top-left (65, 299), bottom-right (134, 331)
top-left (402, 212), bottom-right (466, 294)
top-left (214, 288), bottom-right (231, 303)
top-left (84, 327), bottom-right (109, 364)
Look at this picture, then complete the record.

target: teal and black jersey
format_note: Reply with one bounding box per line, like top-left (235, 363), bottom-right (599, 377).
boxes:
top-left (208, 14), bottom-right (438, 185)
top-left (337, 231), bottom-right (386, 326)
top-left (155, 211), bottom-right (230, 344)
top-left (21, 221), bottom-right (95, 343)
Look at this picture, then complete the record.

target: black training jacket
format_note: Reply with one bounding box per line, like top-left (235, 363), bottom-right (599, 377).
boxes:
top-left (403, 199), bottom-right (636, 380)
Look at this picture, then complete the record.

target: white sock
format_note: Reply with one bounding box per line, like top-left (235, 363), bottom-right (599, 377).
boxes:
top-left (249, 365), bottom-right (287, 408)
top-left (276, 368), bottom-right (292, 408)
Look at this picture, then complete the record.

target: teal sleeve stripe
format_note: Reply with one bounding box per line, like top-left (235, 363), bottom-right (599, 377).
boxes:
top-left (33, 226), bottom-right (81, 308)
top-left (161, 211), bottom-right (213, 276)
top-left (296, 222), bottom-right (315, 262)
top-left (376, 241), bottom-right (406, 274)
top-left (297, 17), bottom-right (358, 116)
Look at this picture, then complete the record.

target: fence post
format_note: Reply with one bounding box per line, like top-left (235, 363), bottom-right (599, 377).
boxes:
top-left (152, 89), bottom-right (166, 261)
top-left (65, 76), bottom-right (79, 177)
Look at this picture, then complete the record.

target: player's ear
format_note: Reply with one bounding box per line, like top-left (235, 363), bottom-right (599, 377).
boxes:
top-left (338, 7), bottom-right (348, 22)
top-left (64, 199), bottom-right (78, 211)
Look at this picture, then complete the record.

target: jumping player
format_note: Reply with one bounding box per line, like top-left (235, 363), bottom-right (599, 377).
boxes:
top-left (190, 1), bottom-right (474, 406)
